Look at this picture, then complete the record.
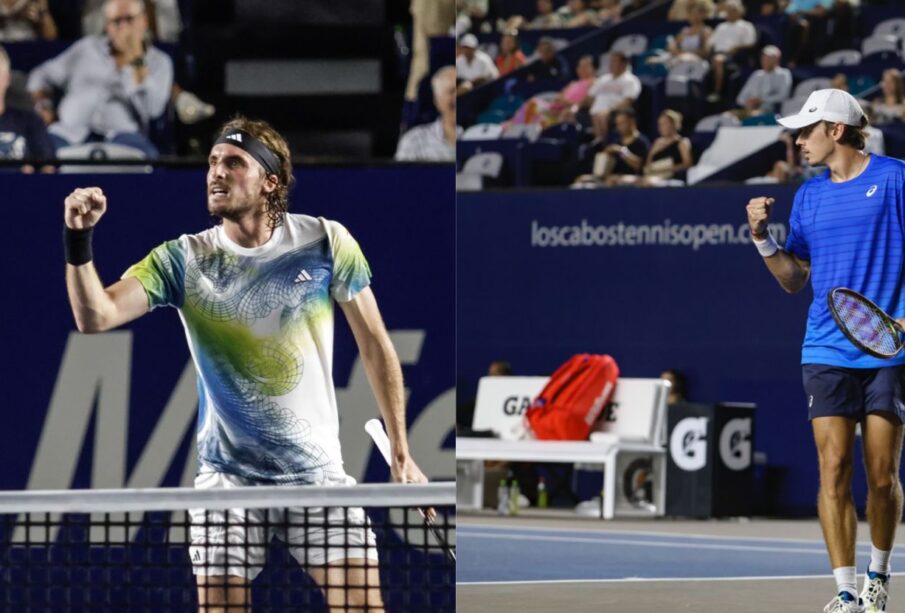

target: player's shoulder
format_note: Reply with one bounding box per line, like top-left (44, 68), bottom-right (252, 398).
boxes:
top-left (868, 153), bottom-right (905, 176)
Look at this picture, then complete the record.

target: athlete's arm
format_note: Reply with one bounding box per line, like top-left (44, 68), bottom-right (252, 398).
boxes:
top-left (65, 187), bottom-right (149, 333)
top-left (746, 195), bottom-right (811, 294)
top-left (340, 286), bottom-right (429, 485)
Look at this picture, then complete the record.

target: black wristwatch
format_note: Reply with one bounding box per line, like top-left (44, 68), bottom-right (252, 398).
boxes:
top-left (131, 56), bottom-right (146, 69)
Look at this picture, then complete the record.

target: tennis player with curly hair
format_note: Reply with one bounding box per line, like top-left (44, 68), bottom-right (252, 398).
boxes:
top-left (63, 115), bottom-right (429, 612)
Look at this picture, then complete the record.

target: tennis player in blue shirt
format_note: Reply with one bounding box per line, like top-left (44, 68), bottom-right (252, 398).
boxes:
top-left (747, 89), bottom-right (905, 613)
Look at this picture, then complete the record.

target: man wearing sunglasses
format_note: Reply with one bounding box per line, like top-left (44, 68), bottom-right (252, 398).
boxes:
top-left (26, 0), bottom-right (172, 158)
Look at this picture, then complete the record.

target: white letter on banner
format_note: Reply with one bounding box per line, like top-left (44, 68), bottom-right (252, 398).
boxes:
top-left (719, 417), bottom-right (752, 471)
top-left (669, 417), bottom-right (709, 471)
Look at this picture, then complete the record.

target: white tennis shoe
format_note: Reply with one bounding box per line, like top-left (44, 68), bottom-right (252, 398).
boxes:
top-left (860, 571), bottom-right (889, 613)
top-left (823, 592), bottom-right (863, 613)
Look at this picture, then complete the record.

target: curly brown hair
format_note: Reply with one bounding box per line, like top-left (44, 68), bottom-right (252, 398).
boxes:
top-left (800, 117), bottom-right (869, 151)
top-left (216, 115), bottom-right (295, 230)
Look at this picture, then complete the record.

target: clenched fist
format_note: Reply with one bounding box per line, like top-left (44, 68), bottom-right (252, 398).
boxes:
top-left (746, 196), bottom-right (774, 239)
top-left (65, 187), bottom-right (107, 230)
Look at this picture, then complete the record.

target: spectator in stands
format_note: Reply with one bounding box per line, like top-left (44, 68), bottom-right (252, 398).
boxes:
top-left (638, 109), bottom-right (693, 186)
top-left (27, 0), bottom-right (173, 158)
top-left (556, 0), bottom-right (600, 27)
top-left (456, 0), bottom-right (489, 36)
top-left (503, 0), bottom-right (562, 31)
top-left (406, 0), bottom-right (455, 101)
top-left (732, 45), bottom-right (791, 117)
top-left (495, 30), bottom-right (527, 76)
top-left (660, 368), bottom-right (688, 405)
top-left (574, 108), bottom-right (650, 186)
top-left (593, 0), bottom-right (623, 26)
top-left (81, 0), bottom-right (214, 126)
top-left (395, 66), bottom-right (457, 162)
top-left (782, 0), bottom-right (832, 65)
top-left (667, 2), bottom-right (712, 64)
top-left (526, 36), bottom-right (571, 83)
top-left (456, 33), bottom-right (498, 93)
top-left (0, 0), bottom-right (57, 41)
top-left (870, 69), bottom-right (904, 125)
top-left (707, 0), bottom-right (757, 102)
top-left (668, 0), bottom-right (714, 21)
top-left (831, 73), bottom-right (849, 93)
top-left (507, 54), bottom-right (597, 128)
top-left (0, 44), bottom-right (53, 171)
top-left (585, 51), bottom-right (641, 142)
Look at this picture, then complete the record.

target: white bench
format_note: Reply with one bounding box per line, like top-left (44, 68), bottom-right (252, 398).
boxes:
top-left (457, 377), bottom-right (670, 519)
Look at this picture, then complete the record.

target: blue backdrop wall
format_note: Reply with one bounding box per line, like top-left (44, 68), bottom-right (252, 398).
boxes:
top-left (0, 165), bottom-right (455, 493)
top-left (458, 185), bottom-right (874, 515)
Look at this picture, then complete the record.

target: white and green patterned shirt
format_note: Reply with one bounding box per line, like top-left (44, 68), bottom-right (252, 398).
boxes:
top-left (123, 214), bottom-right (371, 484)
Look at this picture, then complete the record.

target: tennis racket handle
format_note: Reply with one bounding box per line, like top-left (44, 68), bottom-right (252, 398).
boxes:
top-left (894, 318), bottom-right (905, 334)
top-left (365, 419), bottom-right (393, 465)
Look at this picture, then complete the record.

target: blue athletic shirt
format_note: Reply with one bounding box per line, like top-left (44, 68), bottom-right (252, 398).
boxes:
top-left (785, 154), bottom-right (905, 368)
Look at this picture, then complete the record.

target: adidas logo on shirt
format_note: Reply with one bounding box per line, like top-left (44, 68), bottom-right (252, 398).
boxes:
top-left (226, 133), bottom-right (242, 143)
top-left (294, 269), bottom-right (313, 283)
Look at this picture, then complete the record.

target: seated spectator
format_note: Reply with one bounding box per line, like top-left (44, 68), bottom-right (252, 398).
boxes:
top-left (584, 51), bottom-right (641, 142)
top-left (638, 109), bottom-right (693, 186)
top-left (456, 0), bottom-right (488, 36)
top-left (395, 66), bottom-right (457, 162)
top-left (503, 0), bottom-right (562, 31)
top-left (667, 2), bottom-right (712, 64)
top-left (526, 37), bottom-right (571, 83)
top-left (81, 0), bottom-right (214, 126)
top-left (707, 0), bottom-right (756, 102)
top-left (870, 69), bottom-right (904, 125)
top-left (0, 0), bottom-right (57, 41)
top-left (668, 0), bottom-right (714, 21)
top-left (573, 108), bottom-right (650, 187)
top-left (0, 44), bottom-right (53, 171)
top-left (556, 0), bottom-right (600, 27)
top-left (594, 0), bottom-right (623, 26)
top-left (456, 33), bottom-right (498, 92)
top-left (506, 55), bottom-right (597, 129)
top-left (27, 0), bottom-right (173, 158)
top-left (783, 0), bottom-right (832, 65)
top-left (732, 45), bottom-right (791, 117)
top-left (495, 30), bottom-right (527, 76)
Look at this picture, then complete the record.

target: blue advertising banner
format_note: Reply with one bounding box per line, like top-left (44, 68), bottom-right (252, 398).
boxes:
top-left (458, 185), bottom-right (865, 515)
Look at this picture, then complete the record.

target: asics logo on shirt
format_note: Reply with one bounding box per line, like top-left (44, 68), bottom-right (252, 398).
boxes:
top-left (294, 269), bottom-right (313, 283)
top-left (866, 185), bottom-right (878, 197)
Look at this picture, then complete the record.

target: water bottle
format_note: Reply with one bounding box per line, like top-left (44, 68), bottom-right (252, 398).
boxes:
top-left (537, 476), bottom-right (548, 509)
top-left (497, 478), bottom-right (509, 515)
top-left (509, 479), bottom-right (521, 516)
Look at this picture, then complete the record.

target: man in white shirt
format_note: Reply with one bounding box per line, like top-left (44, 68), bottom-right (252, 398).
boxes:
top-left (455, 33), bottom-right (498, 92)
top-left (584, 51), bottom-right (642, 142)
top-left (735, 45), bottom-right (792, 117)
top-left (708, 0), bottom-right (757, 102)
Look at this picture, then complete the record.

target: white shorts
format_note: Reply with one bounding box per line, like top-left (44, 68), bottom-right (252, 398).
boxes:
top-left (188, 472), bottom-right (379, 579)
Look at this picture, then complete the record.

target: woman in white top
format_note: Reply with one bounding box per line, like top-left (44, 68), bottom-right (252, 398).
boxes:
top-left (871, 69), bottom-right (905, 125)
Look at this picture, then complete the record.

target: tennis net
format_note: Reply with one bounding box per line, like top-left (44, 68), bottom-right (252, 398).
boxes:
top-left (0, 482), bottom-right (455, 612)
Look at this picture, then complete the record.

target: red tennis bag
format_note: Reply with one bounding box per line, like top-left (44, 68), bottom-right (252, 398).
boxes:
top-left (524, 354), bottom-right (619, 440)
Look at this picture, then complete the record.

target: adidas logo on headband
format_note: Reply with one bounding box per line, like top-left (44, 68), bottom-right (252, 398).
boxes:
top-left (225, 133), bottom-right (243, 143)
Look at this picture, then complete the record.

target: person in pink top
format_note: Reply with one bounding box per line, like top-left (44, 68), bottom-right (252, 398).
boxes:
top-left (506, 55), bottom-right (597, 129)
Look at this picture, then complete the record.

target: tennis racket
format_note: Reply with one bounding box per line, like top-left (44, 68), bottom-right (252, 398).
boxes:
top-left (827, 287), bottom-right (904, 359)
top-left (364, 419), bottom-right (456, 565)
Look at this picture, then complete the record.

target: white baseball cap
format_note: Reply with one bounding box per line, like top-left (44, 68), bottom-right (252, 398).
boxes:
top-left (459, 34), bottom-right (478, 48)
top-left (777, 88), bottom-right (865, 129)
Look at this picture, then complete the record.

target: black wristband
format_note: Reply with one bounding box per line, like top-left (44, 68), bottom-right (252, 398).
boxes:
top-left (64, 226), bottom-right (94, 266)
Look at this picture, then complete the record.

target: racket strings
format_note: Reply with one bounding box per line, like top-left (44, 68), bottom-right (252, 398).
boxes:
top-left (833, 293), bottom-right (900, 356)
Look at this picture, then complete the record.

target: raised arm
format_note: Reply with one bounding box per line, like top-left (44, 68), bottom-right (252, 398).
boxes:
top-left (64, 187), bottom-right (149, 333)
top-left (339, 286), bottom-right (428, 484)
top-left (746, 196), bottom-right (811, 293)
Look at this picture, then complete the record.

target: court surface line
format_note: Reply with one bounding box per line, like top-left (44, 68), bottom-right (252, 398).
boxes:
top-left (459, 574), bottom-right (838, 586)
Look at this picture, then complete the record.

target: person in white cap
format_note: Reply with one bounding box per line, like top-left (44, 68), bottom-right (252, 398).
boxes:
top-left (746, 88), bottom-right (905, 613)
top-left (455, 33), bottom-right (499, 92)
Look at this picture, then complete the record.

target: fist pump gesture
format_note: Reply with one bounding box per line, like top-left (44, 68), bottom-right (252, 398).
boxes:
top-left (65, 188), bottom-right (107, 230)
top-left (746, 196), bottom-right (774, 239)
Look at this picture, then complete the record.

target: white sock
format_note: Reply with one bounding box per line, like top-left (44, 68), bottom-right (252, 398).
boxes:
top-left (833, 566), bottom-right (858, 599)
top-left (869, 545), bottom-right (892, 575)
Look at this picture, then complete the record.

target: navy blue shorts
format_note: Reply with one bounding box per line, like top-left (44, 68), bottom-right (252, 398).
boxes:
top-left (802, 364), bottom-right (905, 422)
